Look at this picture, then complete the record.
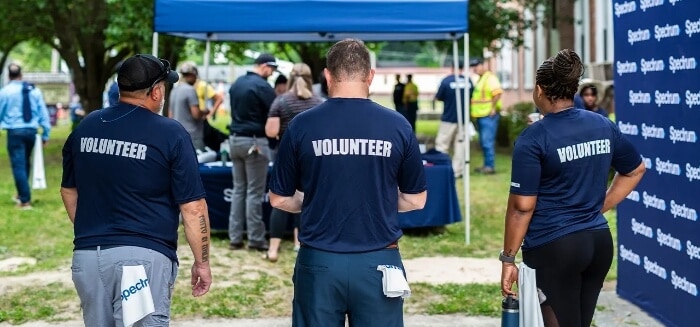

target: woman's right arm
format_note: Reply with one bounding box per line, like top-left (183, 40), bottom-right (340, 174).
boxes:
top-left (602, 162), bottom-right (646, 213)
top-left (266, 98), bottom-right (282, 139)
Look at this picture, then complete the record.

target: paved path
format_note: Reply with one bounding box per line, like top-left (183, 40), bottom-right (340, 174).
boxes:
top-left (0, 291), bottom-right (662, 327)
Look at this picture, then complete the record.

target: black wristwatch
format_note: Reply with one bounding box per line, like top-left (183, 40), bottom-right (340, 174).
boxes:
top-left (499, 250), bottom-right (515, 263)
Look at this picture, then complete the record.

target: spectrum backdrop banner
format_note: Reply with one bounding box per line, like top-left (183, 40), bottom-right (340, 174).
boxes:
top-left (613, 0), bottom-right (700, 326)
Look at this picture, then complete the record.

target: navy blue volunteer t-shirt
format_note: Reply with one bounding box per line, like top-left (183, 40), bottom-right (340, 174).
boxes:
top-left (61, 103), bottom-right (206, 262)
top-left (269, 98), bottom-right (427, 253)
top-left (510, 108), bottom-right (641, 250)
top-left (435, 75), bottom-right (471, 123)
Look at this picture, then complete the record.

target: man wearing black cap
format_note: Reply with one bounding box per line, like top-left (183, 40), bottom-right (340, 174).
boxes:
top-left (226, 53), bottom-right (278, 251)
top-left (0, 63), bottom-right (51, 209)
top-left (61, 54), bottom-right (212, 326)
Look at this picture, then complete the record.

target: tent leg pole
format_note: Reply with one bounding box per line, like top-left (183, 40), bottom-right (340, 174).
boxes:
top-left (464, 33), bottom-right (470, 245)
top-left (152, 32), bottom-right (159, 57)
top-left (451, 38), bottom-right (467, 245)
top-left (204, 35), bottom-right (211, 82)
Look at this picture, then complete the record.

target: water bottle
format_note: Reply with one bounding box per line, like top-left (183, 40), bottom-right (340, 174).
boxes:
top-left (220, 147), bottom-right (229, 164)
top-left (220, 140), bottom-right (229, 165)
top-left (501, 295), bottom-right (519, 327)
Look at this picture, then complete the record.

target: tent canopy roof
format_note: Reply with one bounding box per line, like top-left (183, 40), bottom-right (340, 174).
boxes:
top-left (154, 0), bottom-right (468, 41)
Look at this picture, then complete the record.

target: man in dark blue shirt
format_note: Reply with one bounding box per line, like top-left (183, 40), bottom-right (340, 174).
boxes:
top-left (227, 53), bottom-right (278, 251)
top-left (269, 39), bottom-right (427, 327)
top-left (61, 54), bottom-right (212, 326)
top-left (434, 62), bottom-right (473, 178)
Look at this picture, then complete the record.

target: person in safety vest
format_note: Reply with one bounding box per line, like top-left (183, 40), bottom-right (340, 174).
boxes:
top-left (470, 58), bottom-right (503, 174)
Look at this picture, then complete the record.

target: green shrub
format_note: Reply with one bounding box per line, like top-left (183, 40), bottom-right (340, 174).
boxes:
top-left (506, 101), bottom-right (536, 144)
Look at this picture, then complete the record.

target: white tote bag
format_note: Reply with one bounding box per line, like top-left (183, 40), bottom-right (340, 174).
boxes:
top-left (519, 263), bottom-right (545, 327)
top-left (32, 134), bottom-right (47, 190)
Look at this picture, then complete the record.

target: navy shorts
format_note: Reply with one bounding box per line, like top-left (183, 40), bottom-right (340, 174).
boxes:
top-left (292, 246), bottom-right (406, 327)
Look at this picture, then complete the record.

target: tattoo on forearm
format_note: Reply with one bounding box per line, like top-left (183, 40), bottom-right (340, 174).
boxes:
top-left (505, 249), bottom-right (515, 257)
top-left (201, 244), bottom-right (209, 263)
top-left (198, 215), bottom-right (210, 262)
top-left (198, 215), bottom-right (208, 234)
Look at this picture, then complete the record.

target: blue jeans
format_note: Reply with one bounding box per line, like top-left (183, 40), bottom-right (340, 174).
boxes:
top-left (293, 246), bottom-right (405, 327)
top-left (7, 128), bottom-right (36, 204)
top-left (477, 115), bottom-right (499, 169)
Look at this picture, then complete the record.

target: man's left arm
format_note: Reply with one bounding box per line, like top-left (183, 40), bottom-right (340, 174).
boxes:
top-left (34, 90), bottom-right (51, 141)
top-left (261, 84), bottom-right (277, 113)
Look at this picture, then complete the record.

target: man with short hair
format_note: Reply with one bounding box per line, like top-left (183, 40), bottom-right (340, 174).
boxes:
top-left (434, 62), bottom-right (473, 178)
top-left (0, 63), bottom-right (51, 209)
top-left (170, 63), bottom-right (210, 150)
top-left (61, 54), bottom-right (212, 326)
top-left (179, 61), bottom-right (224, 116)
top-left (269, 39), bottom-right (427, 327)
top-left (470, 58), bottom-right (503, 174)
top-left (227, 53), bottom-right (278, 251)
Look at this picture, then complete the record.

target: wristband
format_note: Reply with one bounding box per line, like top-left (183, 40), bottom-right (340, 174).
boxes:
top-left (499, 250), bottom-right (515, 263)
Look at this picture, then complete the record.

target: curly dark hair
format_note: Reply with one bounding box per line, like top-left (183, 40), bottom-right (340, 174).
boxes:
top-left (535, 49), bottom-right (584, 102)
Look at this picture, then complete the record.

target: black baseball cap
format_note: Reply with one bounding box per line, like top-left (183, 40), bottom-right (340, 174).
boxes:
top-left (117, 54), bottom-right (179, 92)
top-left (469, 58), bottom-right (484, 67)
top-left (254, 53), bottom-right (279, 70)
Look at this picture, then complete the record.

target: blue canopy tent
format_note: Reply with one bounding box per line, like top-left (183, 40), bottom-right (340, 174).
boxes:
top-left (153, 0), bottom-right (473, 244)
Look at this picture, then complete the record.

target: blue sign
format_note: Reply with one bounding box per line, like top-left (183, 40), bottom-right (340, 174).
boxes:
top-left (613, 1), bottom-right (700, 326)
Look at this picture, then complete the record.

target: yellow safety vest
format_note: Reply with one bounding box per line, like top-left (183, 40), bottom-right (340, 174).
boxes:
top-left (471, 71), bottom-right (502, 118)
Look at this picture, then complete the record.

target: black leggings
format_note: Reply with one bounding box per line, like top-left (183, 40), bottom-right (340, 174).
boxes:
top-left (269, 208), bottom-right (300, 239)
top-left (522, 229), bottom-right (613, 327)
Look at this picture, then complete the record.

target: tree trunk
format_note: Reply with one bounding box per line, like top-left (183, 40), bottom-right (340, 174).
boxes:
top-left (556, 0), bottom-right (576, 50)
top-left (0, 42), bottom-right (19, 83)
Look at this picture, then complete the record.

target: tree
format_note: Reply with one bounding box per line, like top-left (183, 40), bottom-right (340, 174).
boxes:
top-left (0, 2), bottom-right (44, 78)
top-left (0, 0), bottom-right (159, 112)
top-left (8, 41), bottom-right (53, 72)
top-left (428, 0), bottom-right (549, 63)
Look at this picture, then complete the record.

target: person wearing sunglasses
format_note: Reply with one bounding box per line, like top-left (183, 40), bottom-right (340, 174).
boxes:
top-left (61, 54), bottom-right (212, 326)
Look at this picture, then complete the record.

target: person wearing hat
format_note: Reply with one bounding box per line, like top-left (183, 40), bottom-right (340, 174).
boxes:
top-left (61, 54), bottom-right (212, 326)
top-left (0, 63), bottom-right (51, 209)
top-left (226, 53), bottom-right (278, 251)
top-left (170, 62), bottom-right (210, 150)
top-left (470, 58), bottom-right (503, 174)
top-left (434, 61), bottom-right (473, 178)
top-left (178, 61), bottom-right (223, 118)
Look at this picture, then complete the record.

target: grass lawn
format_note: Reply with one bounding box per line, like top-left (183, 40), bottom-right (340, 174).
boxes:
top-left (0, 120), bottom-right (619, 323)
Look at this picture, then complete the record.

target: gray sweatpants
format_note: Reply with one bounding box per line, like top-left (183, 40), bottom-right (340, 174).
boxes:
top-left (71, 246), bottom-right (178, 327)
top-left (228, 135), bottom-right (270, 248)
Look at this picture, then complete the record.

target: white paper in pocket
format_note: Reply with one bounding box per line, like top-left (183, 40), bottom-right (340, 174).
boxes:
top-left (121, 265), bottom-right (155, 327)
